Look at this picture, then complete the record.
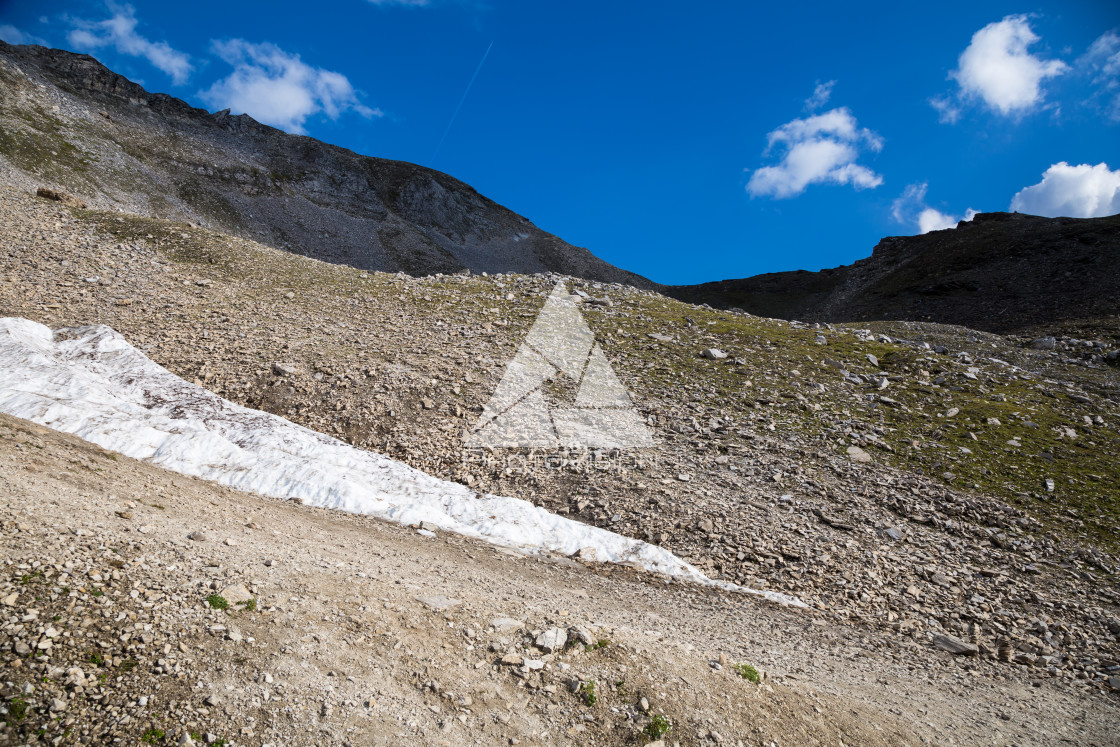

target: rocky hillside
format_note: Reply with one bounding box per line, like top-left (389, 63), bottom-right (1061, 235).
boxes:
top-left (0, 41), bottom-right (653, 287)
top-left (1, 185), bottom-right (1119, 746)
top-left (668, 211), bottom-right (1120, 338)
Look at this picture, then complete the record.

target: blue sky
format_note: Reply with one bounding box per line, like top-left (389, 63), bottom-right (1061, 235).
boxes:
top-left (2, 1), bottom-right (1119, 284)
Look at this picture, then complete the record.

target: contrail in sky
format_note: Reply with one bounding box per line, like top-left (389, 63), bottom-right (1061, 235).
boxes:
top-left (431, 41), bottom-right (494, 162)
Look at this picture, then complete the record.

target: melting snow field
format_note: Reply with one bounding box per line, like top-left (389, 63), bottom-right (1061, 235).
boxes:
top-left (0, 318), bottom-right (803, 607)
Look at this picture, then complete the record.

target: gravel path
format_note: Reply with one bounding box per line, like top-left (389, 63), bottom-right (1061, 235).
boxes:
top-left (3, 413), bottom-right (1119, 746)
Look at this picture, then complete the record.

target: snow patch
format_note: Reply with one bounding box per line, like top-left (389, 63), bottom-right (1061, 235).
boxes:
top-left (0, 318), bottom-right (804, 607)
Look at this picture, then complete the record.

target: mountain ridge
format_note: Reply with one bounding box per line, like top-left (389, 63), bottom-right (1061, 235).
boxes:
top-left (0, 40), bottom-right (655, 287)
top-left (665, 210), bottom-right (1120, 337)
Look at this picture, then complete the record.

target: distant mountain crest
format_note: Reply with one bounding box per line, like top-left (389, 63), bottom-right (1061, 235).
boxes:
top-left (0, 41), bottom-right (655, 287)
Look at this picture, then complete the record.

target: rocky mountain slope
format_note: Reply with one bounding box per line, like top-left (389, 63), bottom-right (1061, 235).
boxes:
top-left (668, 212), bottom-right (1120, 337)
top-left (1, 185), bottom-right (1119, 744)
top-left (0, 41), bottom-right (652, 287)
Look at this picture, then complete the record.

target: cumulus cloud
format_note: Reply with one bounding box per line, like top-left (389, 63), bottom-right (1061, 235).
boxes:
top-left (804, 80), bottom-right (835, 112)
top-left (1078, 31), bottom-right (1120, 121)
top-left (1010, 162), bottom-right (1120, 218)
top-left (747, 106), bottom-right (883, 199)
top-left (933, 15), bottom-right (1067, 120)
top-left (201, 40), bottom-right (382, 134)
top-left (65, 3), bottom-right (192, 84)
top-left (891, 183), bottom-right (977, 234)
top-left (0, 24), bottom-right (47, 46)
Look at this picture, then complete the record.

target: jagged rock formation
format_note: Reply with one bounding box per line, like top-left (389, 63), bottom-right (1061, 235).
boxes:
top-left (668, 212), bottom-right (1120, 335)
top-left (0, 41), bottom-right (654, 286)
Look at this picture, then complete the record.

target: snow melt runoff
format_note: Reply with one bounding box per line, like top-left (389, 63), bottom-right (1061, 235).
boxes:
top-left (0, 318), bottom-right (803, 607)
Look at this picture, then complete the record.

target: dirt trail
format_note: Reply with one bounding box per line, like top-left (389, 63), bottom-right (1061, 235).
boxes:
top-left (2, 412), bottom-right (1118, 746)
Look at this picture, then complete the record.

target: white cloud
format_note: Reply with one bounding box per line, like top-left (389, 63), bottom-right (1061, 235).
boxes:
top-left (0, 24), bottom-right (47, 46)
top-left (892, 183), bottom-right (977, 234)
top-left (917, 208), bottom-right (958, 233)
top-left (1010, 162), bottom-right (1120, 217)
top-left (929, 95), bottom-right (961, 124)
top-left (1078, 31), bottom-right (1120, 121)
top-left (934, 15), bottom-right (1067, 120)
top-left (747, 106), bottom-right (883, 199)
top-left (804, 80), bottom-right (835, 111)
top-left (65, 4), bottom-right (192, 85)
top-left (201, 40), bottom-right (382, 135)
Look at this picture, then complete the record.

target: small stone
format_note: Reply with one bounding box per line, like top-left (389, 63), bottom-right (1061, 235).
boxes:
top-left (569, 626), bottom-right (594, 646)
top-left (204, 694), bottom-right (221, 707)
top-left (700, 348), bottom-right (727, 360)
top-left (884, 527), bottom-right (903, 541)
top-left (1, 592), bottom-right (18, 606)
top-left (188, 531), bottom-right (207, 542)
top-left (945, 407), bottom-right (959, 417)
top-left (271, 362), bottom-right (299, 377)
top-left (220, 583), bottom-right (253, 604)
top-left (866, 353), bottom-right (879, 367)
top-left (49, 697), bottom-right (68, 712)
top-left (1044, 478), bottom-right (1055, 492)
top-left (572, 547), bottom-right (599, 563)
top-left (639, 697), bottom-right (650, 712)
top-left (490, 617), bottom-right (524, 632)
top-left (846, 445), bottom-right (872, 463)
top-left (535, 627), bottom-right (568, 653)
top-left (932, 634), bottom-right (978, 655)
top-left (500, 654), bottom-right (523, 666)
top-left (417, 595), bottom-right (461, 611)
top-left (178, 734), bottom-right (195, 747)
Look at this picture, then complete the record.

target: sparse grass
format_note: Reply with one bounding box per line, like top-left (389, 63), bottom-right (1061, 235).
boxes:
top-left (578, 680), bottom-right (597, 706)
top-left (733, 663), bottom-right (761, 683)
top-left (141, 727), bottom-right (165, 743)
top-left (7, 697), bottom-right (28, 721)
top-left (206, 594), bottom-right (229, 610)
top-left (644, 713), bottom-right (672, 740)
